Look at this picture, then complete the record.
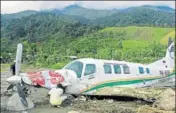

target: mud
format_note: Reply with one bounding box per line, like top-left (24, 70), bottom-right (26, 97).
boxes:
top-left (1, 64), bottom-right (175, 113)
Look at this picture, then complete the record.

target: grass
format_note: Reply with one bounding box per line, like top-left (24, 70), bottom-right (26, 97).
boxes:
top-left (160, 31), bottom-right (175, 45)
top-left (122, 40), bottom-right (150, 49)
top-left (0, 64), bottom-right (10, 72)
top-left (0, 63), bottom-right (41, 73)
top-left (99, 26), bottom-right (174, 42)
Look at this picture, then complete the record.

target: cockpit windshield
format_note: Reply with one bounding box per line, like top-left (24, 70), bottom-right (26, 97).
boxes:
top-left (64, 61), bottom-right (83, 78)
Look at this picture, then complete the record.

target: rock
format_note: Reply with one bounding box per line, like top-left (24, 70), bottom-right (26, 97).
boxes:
top-left (78, 96), bottom-right (87, 102)
top-left (60, 94), bottom-right (74, 107)
top-left (6, 93), bottom-right (34, 111)
top-left (107, 99), bottom-right (113, 103)
top-left (153, 88), bottom-right (175, 111)
top-left (68, 110), bottom-right (80, 113)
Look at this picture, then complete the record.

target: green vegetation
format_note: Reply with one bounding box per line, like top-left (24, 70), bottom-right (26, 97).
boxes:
top-left (50, 62), bottom-right (69, 69)
top-left (2, 26), bottom-right (175, 69)
top-left (92, 6), bottom-right (175, 28)
top-left (1, 5), bottom-right (175, 69)
top-left (160, 31), bottom-right (175, 45)
top-left (60, 5), bottom-right (118, 20)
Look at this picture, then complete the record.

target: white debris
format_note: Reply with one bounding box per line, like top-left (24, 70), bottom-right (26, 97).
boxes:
top-left (107, 99), bottom-right (114, 103)
top-left (79, 96), bottom-right (87, 102)
top-left (68, 110), bottom-right (80, 113)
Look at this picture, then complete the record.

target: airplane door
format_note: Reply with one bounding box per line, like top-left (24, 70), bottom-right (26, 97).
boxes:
top-left (79, 64), bottom-right (97, 86)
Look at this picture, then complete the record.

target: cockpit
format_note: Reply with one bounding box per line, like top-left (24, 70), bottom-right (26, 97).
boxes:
top-left (64, 61), bottom-right (83, 78)
top-left (64, 60), bottom-right (96, 78)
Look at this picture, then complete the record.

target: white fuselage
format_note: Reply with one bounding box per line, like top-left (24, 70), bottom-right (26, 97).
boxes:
top-left (62, 58), bottom-right (175, 95)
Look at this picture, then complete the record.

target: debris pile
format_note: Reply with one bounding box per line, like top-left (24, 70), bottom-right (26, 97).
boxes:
top-left (153, 88), bottom-right (175, 111)
top-left (137, 88), bottom-right (175, 113)
top-left (137, 105), bottom-right (175, 113)
top-left (72, 100), bottom-right (138, 113)
top-left (94, 87), bottom-right (165, 100)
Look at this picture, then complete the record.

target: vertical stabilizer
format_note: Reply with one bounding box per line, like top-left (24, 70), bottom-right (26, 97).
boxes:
top-left (165, 37), bottom-right (174, 59)
top-left (148, 38), bottom-right (175, 70)
top-left (165, 38), bottom-right (174, 69)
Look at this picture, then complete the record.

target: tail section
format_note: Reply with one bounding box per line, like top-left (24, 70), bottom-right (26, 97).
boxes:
top-left (165, 38), bottom-right (175, 69)
top-left (165, 38), bottom-right (174, 59)
top-left (149, 38), bottom-right (175, 70)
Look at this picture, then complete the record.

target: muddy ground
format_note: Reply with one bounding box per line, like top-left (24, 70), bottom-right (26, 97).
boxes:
top-left (0, 64), bottom-right (175, 113)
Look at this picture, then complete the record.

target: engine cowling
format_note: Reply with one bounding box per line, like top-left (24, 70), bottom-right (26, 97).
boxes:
top-left (55, 69), bottom-right (78, 87)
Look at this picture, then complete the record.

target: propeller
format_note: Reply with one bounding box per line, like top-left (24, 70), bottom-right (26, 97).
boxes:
top-left (15, 43), bottom-right (23, 76)
top-left (16, 83), bottom-right (28, 107)
top-left (6, 43), bottom-right (29, 107)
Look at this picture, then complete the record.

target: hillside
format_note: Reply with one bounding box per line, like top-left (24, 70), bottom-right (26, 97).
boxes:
top-left (1, 5), bottom-right (175, 27)
top-left (98, 26), bottom-right (174, 42)
top-left (60, 5), bottom-right (118, 20)
top-left (1, 10), bottom-right (37, 19)
top-left (2, 25), bottom-right (175, 67)
top-left (1, 5), bottom-right (175, 68)
top-left (1, 12), bottom-right (101, 41)
top-left (92, 6), bottom-right (175, 27)
top-left (1, 12), bottom-right (102, 64)
top-left (66, 26), bottom-right (175, 63)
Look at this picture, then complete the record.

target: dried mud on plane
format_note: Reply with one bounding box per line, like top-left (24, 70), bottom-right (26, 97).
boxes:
top-left (1, 65), bottom-right (175, 113)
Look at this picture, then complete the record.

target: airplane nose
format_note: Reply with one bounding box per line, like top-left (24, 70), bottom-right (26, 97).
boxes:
top-left (6, 76), bottom-right (22, 84)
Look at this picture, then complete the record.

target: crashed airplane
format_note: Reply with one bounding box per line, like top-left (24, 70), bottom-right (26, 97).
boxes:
top-left (5, 38), bottom-right (175, 110)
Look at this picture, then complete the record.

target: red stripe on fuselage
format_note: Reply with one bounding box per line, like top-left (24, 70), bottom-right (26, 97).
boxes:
top-left (27, 71), bottom-right (65, 87)
top-left (27, 71), bottom-right (45, 86)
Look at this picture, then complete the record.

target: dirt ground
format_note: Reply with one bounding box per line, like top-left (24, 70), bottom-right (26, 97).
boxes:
top-left (1, 64), bottom-right (175, 113)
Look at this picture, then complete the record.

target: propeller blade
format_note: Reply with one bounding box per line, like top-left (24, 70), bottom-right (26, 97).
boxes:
top-left (16, 84), bottom-right (28, 107)
top-left (7, 84), bottom-right (14, 90)
top-left (15, 43), bottom-right (23, 76)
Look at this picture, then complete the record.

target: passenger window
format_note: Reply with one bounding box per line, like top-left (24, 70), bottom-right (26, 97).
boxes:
top-left (104, 64), bottom-right (112, 74)
top-left (65, 61), bottom-right (83, 78)
top-left (113, 64), bottom-right (121, 74)
top-left (123, 65), bottom-right (130, 74)
top-left (139, 67), bottom-right (144, 74)
top-left (84, 64), bottom-right (96, 76)
top-left (146, 68), bottom-right (150, 74)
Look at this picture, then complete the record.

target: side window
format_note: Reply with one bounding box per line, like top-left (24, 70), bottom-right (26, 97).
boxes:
top-left (104, 64), bottom-right (112, 74)
top-left (113, 64), bottom-right (121, 74)
top-left (139, 67), bottom-right (144, 74)
top-left (123, 65), bottom-right (130, 74)
top-left (84, 64), bottom-right (96, 76)
top-left (146, 68), bottom-right (150, 74)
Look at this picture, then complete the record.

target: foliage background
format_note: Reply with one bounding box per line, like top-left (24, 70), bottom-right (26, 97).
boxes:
top-left (1, 5), bottom-right (175, 69)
